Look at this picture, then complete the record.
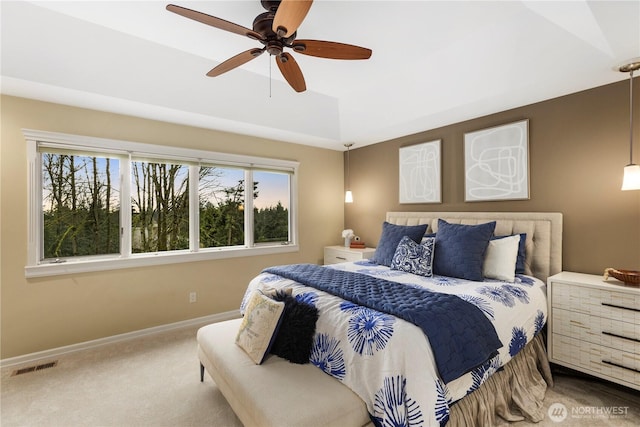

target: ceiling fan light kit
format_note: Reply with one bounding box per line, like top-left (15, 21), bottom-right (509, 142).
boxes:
top-left (167, 0), bottom-right (372, 93)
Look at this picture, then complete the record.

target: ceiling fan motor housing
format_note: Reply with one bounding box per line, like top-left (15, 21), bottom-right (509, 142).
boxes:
top-left (253, 11), bottom-right (277, 38)
top-left (253, 9), bottom-right (296, 55)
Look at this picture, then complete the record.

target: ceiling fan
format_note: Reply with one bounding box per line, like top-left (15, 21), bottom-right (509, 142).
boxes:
top-left (166, 0), bottom-right (372, 93)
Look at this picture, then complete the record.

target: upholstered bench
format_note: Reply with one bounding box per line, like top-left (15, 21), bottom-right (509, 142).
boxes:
top-left (197, 319), bottom-right (372, 427)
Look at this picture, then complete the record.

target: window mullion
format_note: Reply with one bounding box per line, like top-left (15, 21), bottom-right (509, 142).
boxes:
top-left (244, 169), bottom-right (254, 247)
top-left (289, 169), bottom-right (297, 245)
top-left (120, 154), bottom-right (132, 257)
top-left (189, 164), bottom-right (199, 252)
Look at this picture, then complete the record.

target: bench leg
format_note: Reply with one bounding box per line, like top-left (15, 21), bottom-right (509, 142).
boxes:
top-left (200, 362), bottom-right (205, 382)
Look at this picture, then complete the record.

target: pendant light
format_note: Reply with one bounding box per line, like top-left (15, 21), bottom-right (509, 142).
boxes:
top-left (620, 61), bottom-right (640, 191)
top-left (344, 143), bottom-right (354, 203)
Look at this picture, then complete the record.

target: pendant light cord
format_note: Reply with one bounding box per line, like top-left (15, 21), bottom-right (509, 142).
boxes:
top-left (346, 145), bottom-right (350, 189)
top-left (344, 143), bottom-right (353, 203)
top-left (629, 69), bottom-right (634, 164)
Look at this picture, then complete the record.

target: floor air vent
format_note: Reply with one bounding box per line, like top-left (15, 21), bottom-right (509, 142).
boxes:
top-left (11, 361), bottom-right (58, 376)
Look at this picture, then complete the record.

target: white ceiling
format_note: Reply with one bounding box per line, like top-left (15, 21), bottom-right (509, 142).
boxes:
top-left (2, 1), bottom-right (639, 151)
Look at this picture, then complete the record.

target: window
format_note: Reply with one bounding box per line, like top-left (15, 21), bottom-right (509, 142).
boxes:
top-left (131, 159), bottom-right (190, 253)
top-left (42, 151), bottom-right (121, 258)
top-left (25, 130), bottom-right (299, 278)
top-left (253, 170), bottom-right (290, 244)
top-left (198, 165), bottom-right (246, 248)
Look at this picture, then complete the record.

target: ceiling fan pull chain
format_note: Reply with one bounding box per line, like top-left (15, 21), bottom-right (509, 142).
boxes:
top-left (269, 54), bottom-right (272, 98)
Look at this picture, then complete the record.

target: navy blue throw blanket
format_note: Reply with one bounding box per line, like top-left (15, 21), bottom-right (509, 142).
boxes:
top-left (263, 264), bottom-right (503, 383)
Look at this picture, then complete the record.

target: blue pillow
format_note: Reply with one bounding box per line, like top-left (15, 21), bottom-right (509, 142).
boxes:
top-left (433, 219), bottom-right (496, 281)
top-left (371, 222), bottom-right (428, 267)
top-left (492, 233), bottom-right (527, 274)
top-left (390, 236), bottom-right (436, 277)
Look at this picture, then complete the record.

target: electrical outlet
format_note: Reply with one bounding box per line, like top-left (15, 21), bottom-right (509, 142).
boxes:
top-left (189, 291), bottom-right (197, 303)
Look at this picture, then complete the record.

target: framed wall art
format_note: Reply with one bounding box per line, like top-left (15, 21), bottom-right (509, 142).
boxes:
top-left (464, 119), bottom-right (529, 202)
top-left (399, 140), bottom-right (441, 204)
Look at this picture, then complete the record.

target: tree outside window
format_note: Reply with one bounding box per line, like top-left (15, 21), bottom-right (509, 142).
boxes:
top-left (42, 153), bottom-right (120, 258)
top-left (41, 152), bottom-right (291, 261)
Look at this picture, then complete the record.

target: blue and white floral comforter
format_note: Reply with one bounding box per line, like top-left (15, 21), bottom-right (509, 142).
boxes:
top-left (240, 260), bottom-right (547, 427)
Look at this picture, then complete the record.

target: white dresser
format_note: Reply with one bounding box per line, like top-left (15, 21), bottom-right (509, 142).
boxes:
top-left (323, 245), bottom-right (375, 265)
top-left (547, 272), bottom-right (640, 390)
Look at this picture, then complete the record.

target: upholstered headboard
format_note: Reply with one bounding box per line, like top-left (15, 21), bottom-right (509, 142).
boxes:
top-left (386, 212), bottom-right (563, 283)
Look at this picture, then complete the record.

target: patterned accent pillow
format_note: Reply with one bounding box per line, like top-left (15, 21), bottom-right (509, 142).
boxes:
top-left (433, 219), bottom-right (496, 281)
top-left (235, 290), bottom-right (285, 364)
top-left (420, 232), bottom-right (437, 244)
top-left (371, 222), bottom-right (428, 267)
top-left (390, 235), bottom-right (436, 277)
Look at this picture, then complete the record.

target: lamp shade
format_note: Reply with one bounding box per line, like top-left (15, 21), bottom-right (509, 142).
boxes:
top-left (345, 190), bottom-right (353, 203)
top-left (622, 164), bottom-right (640, 190)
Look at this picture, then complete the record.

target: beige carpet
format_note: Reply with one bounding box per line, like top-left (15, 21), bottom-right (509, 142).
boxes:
top-left (1, 324), bottom-right (639, 427)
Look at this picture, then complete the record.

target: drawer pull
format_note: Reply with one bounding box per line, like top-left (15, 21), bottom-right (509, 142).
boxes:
top-left (602, 360), bottom-right (640, 374)
top-left (336, 256), bottom-right (347, 261)
top-left (601, 302), bottom-right (640, 313)
top-left (602, 331), bottom-right (640, 343)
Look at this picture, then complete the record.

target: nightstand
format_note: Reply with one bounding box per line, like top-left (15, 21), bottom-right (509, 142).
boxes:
top-left (547, 272), bottom-right (640, 390)
top-left (323, 245), bottom-right (375, 265)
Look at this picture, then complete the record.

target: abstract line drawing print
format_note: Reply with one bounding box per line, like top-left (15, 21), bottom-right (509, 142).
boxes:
top-left (464, 120), bottom-right (529, 201)
top-left (399, 140), bottom-right (441, 203)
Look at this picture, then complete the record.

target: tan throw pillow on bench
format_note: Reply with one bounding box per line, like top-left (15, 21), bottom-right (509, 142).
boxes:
top-left (235, 290), bottom-right (285, 364)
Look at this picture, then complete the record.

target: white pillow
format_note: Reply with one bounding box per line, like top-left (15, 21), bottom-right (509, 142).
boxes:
top-left (483, 234), bottom-right (520, 282)
top-left (235, 290), bottom-right (285, 364)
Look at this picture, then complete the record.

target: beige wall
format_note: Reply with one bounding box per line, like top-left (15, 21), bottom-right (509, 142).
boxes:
top-left (345, 79), bottom-right (640, 275)
top-left (0, 95), bottom-right (344, 359)
top-left (5, 78), bottom-right (640, 359)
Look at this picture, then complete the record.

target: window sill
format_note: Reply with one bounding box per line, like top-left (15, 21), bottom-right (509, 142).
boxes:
top-left (24, 244), bottom-right (299, 279)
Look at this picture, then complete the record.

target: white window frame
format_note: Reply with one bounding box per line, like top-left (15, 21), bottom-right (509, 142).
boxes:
top-left (24, 129), bottom-right (299, 278)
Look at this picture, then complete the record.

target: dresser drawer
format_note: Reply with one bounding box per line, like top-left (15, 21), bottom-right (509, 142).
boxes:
top-left (551, 282), bottom-right (640, 324)
top-left (325, 250), bottom-right (362, 264)
top-left (323, 246), bottom-right (375, 265)
top-left (552, 335), bottom-right (640, 390)
top-left (552, 308), bottom-right (640, 355)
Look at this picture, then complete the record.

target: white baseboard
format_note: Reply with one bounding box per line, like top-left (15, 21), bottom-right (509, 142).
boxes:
top-left (0, 310), bottom-right (240, 369)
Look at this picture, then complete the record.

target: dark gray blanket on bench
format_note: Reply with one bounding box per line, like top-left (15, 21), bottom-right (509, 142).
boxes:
top-left (263, 263), bottom-right (503, 383)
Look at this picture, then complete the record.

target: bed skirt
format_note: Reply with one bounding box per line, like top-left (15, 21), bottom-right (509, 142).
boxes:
top-left (448, 333), bottom-right (553, 426)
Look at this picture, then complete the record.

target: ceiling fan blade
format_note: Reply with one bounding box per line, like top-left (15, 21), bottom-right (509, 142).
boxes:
top-left (272, 0), bottom-right (313, 38)
top-left (167, 4), bottom-right (265, 41)
top-left (276, 53), bottom-right (306, 93)
top-left (293, 40), bottom-right (372, 60)
top-left (207, 48), bottom-right (265, 77)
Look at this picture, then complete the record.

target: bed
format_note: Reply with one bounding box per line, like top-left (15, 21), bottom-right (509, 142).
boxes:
top-left (197, 211), bottom-right (562, 426)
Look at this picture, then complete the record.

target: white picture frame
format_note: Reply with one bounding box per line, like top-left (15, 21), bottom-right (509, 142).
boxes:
top-left (464, 119), bottom-right (530, 202)
top-left (399, 140), bottom-right (441, 204)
